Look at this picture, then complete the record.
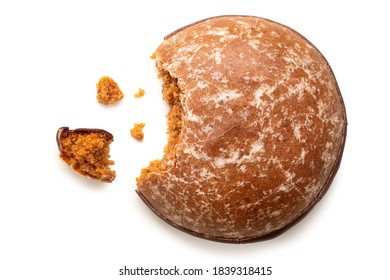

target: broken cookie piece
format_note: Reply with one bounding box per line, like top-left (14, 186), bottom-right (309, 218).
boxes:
top-left (56, 127), bottom-right (116, 182)
top-left (96, 76), bottom-right (124, 105)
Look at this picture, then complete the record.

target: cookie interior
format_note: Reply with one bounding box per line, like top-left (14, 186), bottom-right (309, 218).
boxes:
top-left (58, 128), bottom-right (116, 182)
top-left (136, 63), bottom-right (182, 184)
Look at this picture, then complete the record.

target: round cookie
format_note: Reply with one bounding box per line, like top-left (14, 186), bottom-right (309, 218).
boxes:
top-left (136, 16), bottom-right (347, 243)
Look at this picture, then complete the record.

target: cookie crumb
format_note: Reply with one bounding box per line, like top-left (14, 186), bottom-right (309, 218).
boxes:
top-left (130, 123), bottom-right (145, 141)
top-left (96, 76), bottom-right (124, 105)
top-left (134, 88), bottom-right (145, 98)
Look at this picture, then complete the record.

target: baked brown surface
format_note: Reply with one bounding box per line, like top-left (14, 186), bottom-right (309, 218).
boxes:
top-left (136, 16), bottom-right (347, 242)
top-left (57, 127), bottom-right (116, 183)
top-left (96, 76), bottom-right (124, 105)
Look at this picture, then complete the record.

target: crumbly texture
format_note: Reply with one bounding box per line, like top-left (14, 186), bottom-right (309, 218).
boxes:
top-left (57, 127), bottom-right (116, 182)
top-left (130, 123), bottom-right (145, 141)
top-left (136, 159), bottom-right (161, 185)
top-left (96, 76), bottom-right (124, 105)
top-left (136, 67), bottom-right (182, 182)
top-left (136, 16), bottom-right (347, 242)
top-left (134, 88), bottom-right (145, 98)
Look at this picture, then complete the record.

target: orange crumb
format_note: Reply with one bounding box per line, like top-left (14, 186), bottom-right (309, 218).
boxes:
top-left (134, 88), bottom-right (145, 98)
top-left (150, 52), bottom-right (156, 59)
top-left (130, 123), bottom-right (145, 141)
top-left (96, 76), bottom-right (124, 105)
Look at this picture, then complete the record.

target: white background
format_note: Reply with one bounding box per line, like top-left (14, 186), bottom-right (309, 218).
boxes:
top-left (0, 0), bottom-right (389, 279)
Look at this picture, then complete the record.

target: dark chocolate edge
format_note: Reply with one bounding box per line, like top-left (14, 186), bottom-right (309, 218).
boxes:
top-left (56, 126), bottom-right (69, 152)
top-left (140, 15), bottom-right (348, 243)
top-left (56, 126), bottom-right (114, 152)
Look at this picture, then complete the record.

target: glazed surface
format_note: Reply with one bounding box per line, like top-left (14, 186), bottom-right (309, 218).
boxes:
top-left (137, 16), bottom-right (347, 242)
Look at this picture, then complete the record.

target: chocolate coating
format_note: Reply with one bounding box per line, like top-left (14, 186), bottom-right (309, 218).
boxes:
top-left (56, 127), bottom-right (113, 152)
